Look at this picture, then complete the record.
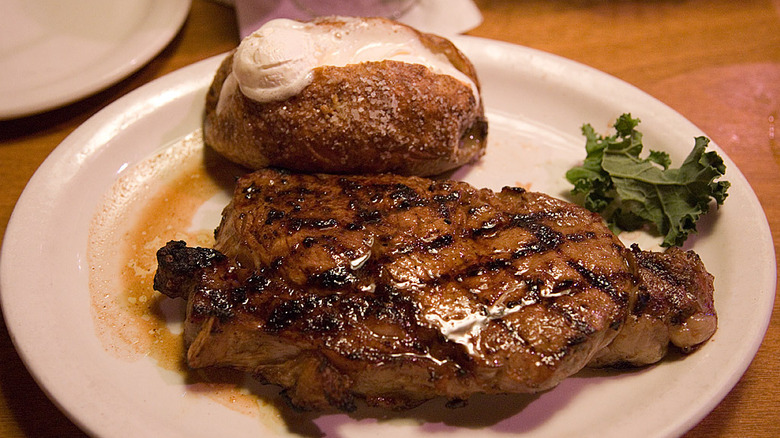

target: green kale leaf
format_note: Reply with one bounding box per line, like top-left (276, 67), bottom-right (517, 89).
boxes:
top-left (565, 113), bottom-right (730, 247)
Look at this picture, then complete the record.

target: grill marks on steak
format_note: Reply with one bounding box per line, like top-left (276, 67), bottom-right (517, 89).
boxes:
top-left (588, 245), bottom-right (717, 366)
top-left (153, 169), bottom-right (713, 410)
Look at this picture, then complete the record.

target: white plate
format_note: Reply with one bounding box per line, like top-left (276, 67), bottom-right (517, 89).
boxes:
top-left (1, 37), bottom-right (775, 438)
top-left (0, 0), bottom-right (191, 119)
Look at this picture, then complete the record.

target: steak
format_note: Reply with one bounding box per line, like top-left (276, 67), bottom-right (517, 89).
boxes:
top-left (154, 168), bottom-right (716, 410)
top-left (589, 245), bottom-right (717, 366)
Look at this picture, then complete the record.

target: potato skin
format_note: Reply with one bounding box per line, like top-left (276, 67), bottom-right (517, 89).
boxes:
top-left (203, 22), bottom-right (487, 176)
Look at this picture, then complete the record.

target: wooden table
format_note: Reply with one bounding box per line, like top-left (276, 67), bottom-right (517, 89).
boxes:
top-left (1, 0), bottom-right (777, 436)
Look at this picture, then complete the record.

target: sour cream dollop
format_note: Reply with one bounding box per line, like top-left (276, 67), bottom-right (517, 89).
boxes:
top-left (219, 17), bottom-right (478, 110)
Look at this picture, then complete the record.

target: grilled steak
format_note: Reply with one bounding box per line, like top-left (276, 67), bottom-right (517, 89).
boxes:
top-left (154, 168), bottom-right (716, 410)
top-left (589, 245), bottom-right (717, 366)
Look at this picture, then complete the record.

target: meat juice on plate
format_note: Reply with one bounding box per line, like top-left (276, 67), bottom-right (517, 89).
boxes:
top-left (87, 131), bottom-right (294, 427)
